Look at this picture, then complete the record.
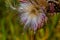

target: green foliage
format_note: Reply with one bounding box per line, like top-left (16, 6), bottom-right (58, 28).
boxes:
top-left (0, 0), bottom-right (60, 40)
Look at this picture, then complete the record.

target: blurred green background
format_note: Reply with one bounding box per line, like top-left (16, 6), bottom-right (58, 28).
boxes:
top-left (0, 0), bottom-right (60, 40)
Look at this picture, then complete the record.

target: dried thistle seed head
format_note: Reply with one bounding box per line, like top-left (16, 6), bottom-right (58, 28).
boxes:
top-left (19, 0), bottom-right (48, 33)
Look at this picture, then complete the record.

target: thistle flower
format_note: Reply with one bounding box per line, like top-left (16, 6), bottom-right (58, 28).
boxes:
top-left (19, 0), bottom-right (47, 33)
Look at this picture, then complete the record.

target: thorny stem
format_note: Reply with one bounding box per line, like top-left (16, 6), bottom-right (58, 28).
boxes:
top-left (34, 33), bottom-right (36, 40)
